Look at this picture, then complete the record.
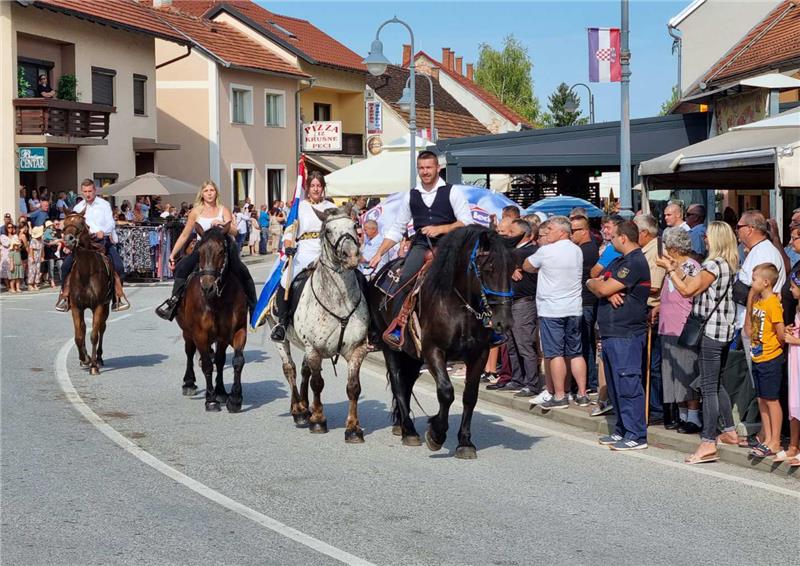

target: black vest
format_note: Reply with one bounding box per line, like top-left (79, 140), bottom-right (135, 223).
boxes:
top-left (409, 183), bottom-right (457, 231)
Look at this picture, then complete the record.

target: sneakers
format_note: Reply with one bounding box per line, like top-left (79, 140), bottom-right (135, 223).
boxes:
top-left (591, 401), bottom-right (614, 417)
top-left (513, 387), bottom-right (537, 398)
top-left (479, 371), bottom-right (496, 383)
top-left (575, 395), bottom-right (591, 407)
top-left (383, 327), bottom-right (402, 348)
top-left (609, 439), bottom-right (648, 451)
top-left (529, 390), bottom-right (553, 406)
top-left (598, 434), bottom-right (623, 445)
top-left (539, 396), bottom-right (569, 410)
top-left (490, 331), bottom-right (507, 346)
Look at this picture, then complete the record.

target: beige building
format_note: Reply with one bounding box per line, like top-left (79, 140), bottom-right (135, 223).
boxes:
top-left (165, 1), bottom-right (368, 182)
top-left (2, 0), bottom-right (186, 216)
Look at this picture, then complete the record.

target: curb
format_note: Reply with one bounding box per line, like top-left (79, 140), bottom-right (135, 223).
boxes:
top-left (363, 355), bottom-right (798, 479)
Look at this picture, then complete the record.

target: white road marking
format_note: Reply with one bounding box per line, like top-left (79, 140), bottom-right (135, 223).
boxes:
top-left (360, 364), bottom-right (800, 498)
top-left (54, 337), bottom-right (375, 566)
top-left (4, 307), bottom-right (33, 311)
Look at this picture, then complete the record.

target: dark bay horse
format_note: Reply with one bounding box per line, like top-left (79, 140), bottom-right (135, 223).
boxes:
top-left (176, 224), bottom-right (247, 412)
top-left (62, 212), bottom-right (114, 375)
top-left (369, 225), bottom-right (514, 459)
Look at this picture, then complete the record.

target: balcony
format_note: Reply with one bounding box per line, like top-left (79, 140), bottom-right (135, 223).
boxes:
top-left (14, 98), bottom-right (114, 146)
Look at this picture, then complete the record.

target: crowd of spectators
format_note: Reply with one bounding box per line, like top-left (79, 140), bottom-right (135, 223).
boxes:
top-left (351, 198), bottom-right (799, 464)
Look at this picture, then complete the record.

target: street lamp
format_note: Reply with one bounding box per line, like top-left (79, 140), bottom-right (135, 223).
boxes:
top-left (398, 72), bottom-right (435, 142)
top-left (564, 83), bottom-right (595, 124)
top-left (364, 16), bottom-right (417, 188)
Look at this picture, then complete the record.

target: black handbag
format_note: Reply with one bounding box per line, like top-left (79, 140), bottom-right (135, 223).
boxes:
top-left (678, 260), bottom-right (731, 349)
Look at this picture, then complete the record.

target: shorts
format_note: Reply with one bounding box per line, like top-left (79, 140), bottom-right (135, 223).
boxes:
top-left (752, 355), bottom-right (784, 400)
top-left (539, 316), bottom-right (582, 359)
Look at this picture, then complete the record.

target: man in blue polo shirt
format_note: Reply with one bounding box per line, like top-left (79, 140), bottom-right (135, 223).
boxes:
top-left (587, 219), bottom-right (651, 450)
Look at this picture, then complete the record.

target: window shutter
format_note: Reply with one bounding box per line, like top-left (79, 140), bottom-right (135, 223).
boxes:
top-left (133, 75), bottom-right (146, 115)
top-left (92, 68), bottom-right (115, 106)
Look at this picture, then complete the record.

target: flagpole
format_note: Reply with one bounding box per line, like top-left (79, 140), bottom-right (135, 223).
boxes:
top-left (619, 0), bottom-right (632, 216)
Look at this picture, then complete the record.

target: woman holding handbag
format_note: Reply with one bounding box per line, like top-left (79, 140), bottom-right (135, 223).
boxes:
top-left (657, 221), bottom-right (740, 464)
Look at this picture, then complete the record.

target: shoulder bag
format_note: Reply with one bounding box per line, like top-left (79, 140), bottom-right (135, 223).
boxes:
top-left (678, 260), bottom-right (732, 349)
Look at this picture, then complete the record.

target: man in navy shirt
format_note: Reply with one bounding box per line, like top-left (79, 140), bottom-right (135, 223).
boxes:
top-left (587, 219), bottom-right (651, 450)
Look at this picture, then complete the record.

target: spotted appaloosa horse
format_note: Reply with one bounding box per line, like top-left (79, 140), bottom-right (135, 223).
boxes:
top-left (176, 224), bottom-right (247, 412)
top-left (61, 212), bottom-right (114, 375)
top-left (267, 206), bottom-right (370, 442)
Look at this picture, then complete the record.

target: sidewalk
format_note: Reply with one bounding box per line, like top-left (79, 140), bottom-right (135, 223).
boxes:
top-left (364, 355), bottom-right (799, 479)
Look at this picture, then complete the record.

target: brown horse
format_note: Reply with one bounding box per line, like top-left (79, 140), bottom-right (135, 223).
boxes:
top-left (176, 224), bottom-right (247, 412)
top-left (61, 212), bottom-right (114, 375)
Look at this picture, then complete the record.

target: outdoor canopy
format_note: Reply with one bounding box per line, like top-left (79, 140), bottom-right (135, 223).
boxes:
top-left (638, 107), bottom-right (800, 190)
top-left (324, 135), bottom-right (435, 197)
top-left (524, 195), bottom-right (604, 218)
top-left (102, 172), bottom-right (199, 197)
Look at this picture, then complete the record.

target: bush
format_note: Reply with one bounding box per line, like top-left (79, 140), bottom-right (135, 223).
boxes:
top-left (56, 74), bottom-right (78, 101)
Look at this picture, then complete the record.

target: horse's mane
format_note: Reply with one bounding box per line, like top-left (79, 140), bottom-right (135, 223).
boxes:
top-left (197, 226), bottom-right (228, 245)
top-left (426, 225), bottom-right (511, 295)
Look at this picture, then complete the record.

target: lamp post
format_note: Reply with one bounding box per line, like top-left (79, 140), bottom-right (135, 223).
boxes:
top-left (398, 72), bottom-right (435, 142)
top-left (564, 82), bottom-right (595, 124)
top-left (619, 0), bottom-right (633, 215)
top-left (364, 16), bottom-right (417, 188)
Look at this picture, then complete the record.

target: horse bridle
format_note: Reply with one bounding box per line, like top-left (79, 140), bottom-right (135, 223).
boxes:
top-left (455, 240), bottom-right (514, 328)
top-left (319, 216), bottom-right (359, 272)
top-left (197, 232), bottom-right (229, 297)
top-left (62, 217), bottom-right (88, 249)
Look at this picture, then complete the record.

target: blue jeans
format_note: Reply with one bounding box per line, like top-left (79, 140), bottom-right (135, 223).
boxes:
top-left (581, 305), bottom-right (598, 390)
top-left (645, 324), bottom-right (663, 421)
top-left (60, 237), bottom-right (124, 289)
top-left (602, 334), bottom-right (648, 443)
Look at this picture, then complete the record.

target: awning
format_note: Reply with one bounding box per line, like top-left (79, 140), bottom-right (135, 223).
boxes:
top-left (639, 108), bottom-right (800, 190)
top-left (132, 137), bottom-right (181, 152)
top-left (304, 154), bottom-right (362, 175)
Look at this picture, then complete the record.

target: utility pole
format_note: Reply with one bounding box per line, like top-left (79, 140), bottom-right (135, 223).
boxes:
top-left (619, 0), bottom-right (632, 215)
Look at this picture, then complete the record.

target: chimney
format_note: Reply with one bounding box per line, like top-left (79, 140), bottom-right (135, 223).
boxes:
top-left (402, 44), bottom-right (411, 68)
top-left (466, 63), bottom-right (474, 81)
top-left (153, 0), bottom-right (172, 8)
top-left (455, 56), bottom-right (463, 75)
top-left (448, 51), bottom-right (455, 71)
top-left (441, 48), bottom-right (450, 68)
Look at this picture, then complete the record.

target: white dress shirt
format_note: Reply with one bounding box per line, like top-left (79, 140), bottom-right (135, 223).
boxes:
top-left (360, 233), bottom-right (386, 275)
top-left (73, 196), bottom-right (117, 243)
top-left (385, 179), bottom-right (473, 243)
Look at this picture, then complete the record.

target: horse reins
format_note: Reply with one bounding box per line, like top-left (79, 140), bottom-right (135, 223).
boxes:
top-left (196, 232), bottom-right (230, 297)
top-left (455, 240), bottom-right (513, 328)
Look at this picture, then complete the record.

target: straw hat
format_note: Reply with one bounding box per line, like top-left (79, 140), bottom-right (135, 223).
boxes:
top-left (45, 220), bottom-right (54, 228)
top-left (31, 226), bottom-right (44, 239)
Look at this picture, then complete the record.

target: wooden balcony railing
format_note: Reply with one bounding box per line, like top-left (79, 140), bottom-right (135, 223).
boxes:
top-left (14, 98), bottom-right (114, 138)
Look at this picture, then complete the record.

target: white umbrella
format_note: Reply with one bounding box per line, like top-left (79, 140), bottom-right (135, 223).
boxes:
top-left (102, 172), bottom-right (198, 197)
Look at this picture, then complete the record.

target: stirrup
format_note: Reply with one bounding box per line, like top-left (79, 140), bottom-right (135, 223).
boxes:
top-left (113, 296), bottom-right (131, 312)
top-left (155, 296), bottom-right (179, 321)
top-left (270, 323), bottom-right (286, 342)
top-left (382, 325), bottom-right (404, 350)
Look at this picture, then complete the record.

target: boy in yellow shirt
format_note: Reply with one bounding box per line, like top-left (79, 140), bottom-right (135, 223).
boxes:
top-left (744, 263), bottom-right (785, 457)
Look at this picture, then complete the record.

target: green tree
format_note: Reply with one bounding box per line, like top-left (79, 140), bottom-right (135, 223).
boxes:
top-left (542, 82), bottom-right (588, 127)
top-left (474, 35), bottom-right (540, 125)
top-left (659, 85), bottom-right (680, 116)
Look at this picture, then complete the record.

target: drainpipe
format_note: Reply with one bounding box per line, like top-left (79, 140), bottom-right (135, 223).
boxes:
top-left (667, 24), bottom-right (681, 96)
top-left (295, 77), bottom-right (316, 164)
top-left (156, 45), bottom-right (192, 69)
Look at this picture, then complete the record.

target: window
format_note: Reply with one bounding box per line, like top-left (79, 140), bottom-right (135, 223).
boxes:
top-left (266, 167), bottom-right (284, 205)
top-left (232, 167), bottom-right (253, 207)
top-left (92, 67), bottom-right (116, 106)
top-left (133, 74), bottom-right (147, 116)
top-left (264, 89), bottom-right (285, 127)
top-left (314, 103), bottom-right (331, 121)
top-left (18, 57), bottom-right (53, 98)
top-left (93, 173), bottom-right (118, 208)
top-left (230, 84), bottom-right (253, 125)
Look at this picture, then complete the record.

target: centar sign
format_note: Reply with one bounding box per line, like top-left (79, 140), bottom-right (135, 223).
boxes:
top-left (302, 121), bottom-right (342, 152)
top-left (18, 147), bottom-right (48, 172)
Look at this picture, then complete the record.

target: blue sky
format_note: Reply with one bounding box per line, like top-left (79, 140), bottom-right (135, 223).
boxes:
top-left (265, 0), bottom-right (688, 123)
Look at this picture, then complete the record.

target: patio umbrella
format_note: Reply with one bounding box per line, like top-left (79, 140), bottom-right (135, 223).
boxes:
top-left (101, 172), bottom-right (199, 198)
top-left (524, 195), bottom-right (604, 218)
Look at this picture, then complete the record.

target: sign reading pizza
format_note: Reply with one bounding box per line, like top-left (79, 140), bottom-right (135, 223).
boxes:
top-left (302, 121), bottom-right (342, 152)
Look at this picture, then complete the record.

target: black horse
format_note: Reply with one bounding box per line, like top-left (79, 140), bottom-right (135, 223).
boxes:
top-left (369, 225), bottom-right (514, 459)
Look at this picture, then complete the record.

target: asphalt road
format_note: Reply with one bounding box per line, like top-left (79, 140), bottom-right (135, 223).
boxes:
top-left (2, 261), bottom-right (799, 565)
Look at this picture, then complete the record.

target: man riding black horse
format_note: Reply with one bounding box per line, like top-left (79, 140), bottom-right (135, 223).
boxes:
top-left (368, 150), bottom-right (498, 349)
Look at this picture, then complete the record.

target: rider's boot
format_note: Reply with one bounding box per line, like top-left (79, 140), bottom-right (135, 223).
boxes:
top-left (112, 273), bottom-right (130, 312)
top-left (54, 287), bottom-right (70, 312)
top-left (270, 286), bottom-right (290, 342)
top-left (155, 277), bottom-right (186, 321)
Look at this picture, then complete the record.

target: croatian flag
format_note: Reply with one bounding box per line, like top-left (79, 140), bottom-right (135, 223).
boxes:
top-left (588, 27), bottom-right (621, 83)
top-left (250, 155), bottom-right (306, 329)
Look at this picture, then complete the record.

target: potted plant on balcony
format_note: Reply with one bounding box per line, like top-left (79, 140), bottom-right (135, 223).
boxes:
top-left (56, 74), bottom-right (78, 102)
top-left (17, 66), bottom-right (31, 97)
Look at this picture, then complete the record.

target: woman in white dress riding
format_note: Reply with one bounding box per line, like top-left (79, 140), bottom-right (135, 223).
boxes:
top-left (155, 181), bottom-right (257, 321)
top-left (270, 171), bottom-right (336, 341)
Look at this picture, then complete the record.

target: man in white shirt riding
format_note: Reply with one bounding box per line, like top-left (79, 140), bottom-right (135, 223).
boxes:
top-left (55, 179), bottom-right (130, 312)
